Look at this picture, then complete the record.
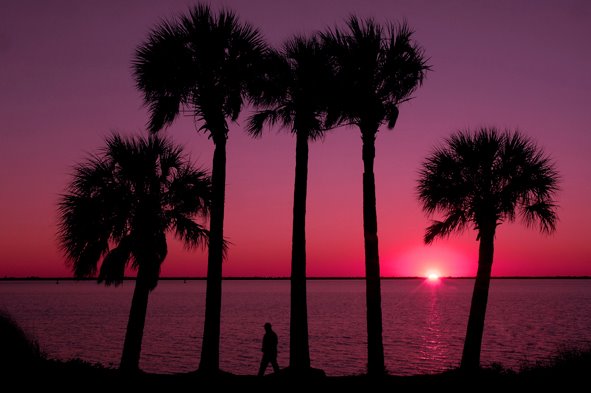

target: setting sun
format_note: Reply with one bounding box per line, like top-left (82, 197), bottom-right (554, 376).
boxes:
top-left (426, 271), bottom-right (440, 281)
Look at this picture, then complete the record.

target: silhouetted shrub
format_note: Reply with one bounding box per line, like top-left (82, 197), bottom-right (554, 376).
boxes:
top-left (0, 310), bottom-right (42, 372)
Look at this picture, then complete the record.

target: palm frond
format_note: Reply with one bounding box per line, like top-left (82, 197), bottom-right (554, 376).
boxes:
top-left (133, 18), bottom-right (193, 133)
top-left (382, 21), bottom-right (431, 107)
top-left (424, 210), bottom-right (467, 244)
top-left (171, 214), bottom-right (210, 250)
top-left (73, 241), bottom-right (109, 278)
top-left (58, 157), bottom-right (114, 278)
top-left (98, 236), bottom-right (133, 286)
top-left (246, 109), bottom-right (284, 137)
top-left (166, 164), bottom-right (211, 216)
top-left (248, 49), bottom-right (290, 107)
top-left (521, 201), bottom-right (559, 233)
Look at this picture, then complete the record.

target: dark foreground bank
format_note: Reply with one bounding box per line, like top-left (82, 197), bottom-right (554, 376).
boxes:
top-left (4, 349), bottom-right (590, 391)
top-left (5, 351), bottom-right (591, 392)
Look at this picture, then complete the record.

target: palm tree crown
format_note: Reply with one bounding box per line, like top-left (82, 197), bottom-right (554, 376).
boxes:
top-left (322, 17), bottom-right (429, 130)
top-left (247, 35), bottom-right (334, 139)
top-left (133, 3), bottom-right (267, 138)
top-left (418, 128), bottom-right (559, 243)
top-left (58, 134), bottom-right (210, 289)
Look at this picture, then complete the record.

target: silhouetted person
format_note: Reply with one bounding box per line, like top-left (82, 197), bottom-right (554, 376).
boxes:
top-left (258, 322), bottom-right (280, 376)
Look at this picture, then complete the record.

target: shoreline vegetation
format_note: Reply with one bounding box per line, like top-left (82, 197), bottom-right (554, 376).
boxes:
top-left (16, 355), bottom-right (591, 389)
top-left (2, 276), bottom-right (590, 281)
top-left (9, 349), bottom-right (591, 389)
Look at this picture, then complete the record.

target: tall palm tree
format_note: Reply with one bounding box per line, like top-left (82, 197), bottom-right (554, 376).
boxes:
top-left (133, 4), bottom-right (267, 373)
top-left (248, 35), bottom-right (334, 374)
top-left (321, 17), bottom-right (429, 375)
top-left (417, 128), bottom-right (559, 371)
top-left (58, 134), bottom-right (211, 373)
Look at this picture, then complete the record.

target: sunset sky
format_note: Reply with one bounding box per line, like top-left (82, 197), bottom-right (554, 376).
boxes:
top-left (1, 0), bottom-right (590, 278)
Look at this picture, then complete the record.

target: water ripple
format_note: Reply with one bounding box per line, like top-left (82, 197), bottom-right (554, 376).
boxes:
top-left (1, 279), bottom-right (590, 375)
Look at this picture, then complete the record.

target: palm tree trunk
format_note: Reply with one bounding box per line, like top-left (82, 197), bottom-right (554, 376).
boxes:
top-left (290, 131), bottom-right (310, 371)
top-left (199, 136), bottom-right (227, 374)
top-left (120, 267), bottom-right (151, 373)
top-left (361, 130), bottom-right (385, 376)
top-left (461, 223), bottom-right (496, 371)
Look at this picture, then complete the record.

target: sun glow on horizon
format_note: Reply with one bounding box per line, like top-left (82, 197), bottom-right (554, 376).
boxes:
top-left (426, 270), bottom-right (441, 281)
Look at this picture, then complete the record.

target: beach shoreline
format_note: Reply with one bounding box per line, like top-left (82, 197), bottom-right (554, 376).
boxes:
top-left (8, 349), bottom-right (589, 391)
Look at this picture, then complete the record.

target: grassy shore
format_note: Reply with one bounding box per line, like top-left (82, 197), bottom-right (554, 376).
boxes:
top-left (4, 349), bottom-right (588, 391)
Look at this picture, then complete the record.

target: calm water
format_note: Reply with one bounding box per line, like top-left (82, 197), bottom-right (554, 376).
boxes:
top-left (1, 279), bottom-right (590, 376)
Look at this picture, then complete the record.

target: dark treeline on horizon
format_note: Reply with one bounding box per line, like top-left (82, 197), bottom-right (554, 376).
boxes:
top-left (2, 276), bottom-right (589, 281)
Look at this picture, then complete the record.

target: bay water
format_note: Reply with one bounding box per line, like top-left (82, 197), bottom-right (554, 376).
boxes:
top-left (1, 279), bottom-right (590, 375)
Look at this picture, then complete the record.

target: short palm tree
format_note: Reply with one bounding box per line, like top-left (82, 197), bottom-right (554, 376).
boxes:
top-left (248, 35), bottom-right (335, 374)
top-left (417, 128), bottom-right (559, 371)
top-left (133, 3), bottom-right (268, 373)
top-left (58, 134), bottom-right (211, 373)
top-left (321, 17), bottom-right (429, 375)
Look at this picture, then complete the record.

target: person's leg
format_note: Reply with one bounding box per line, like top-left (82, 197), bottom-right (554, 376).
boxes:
top-left (258, 356), bottom-right (269, 377)
top-left (271, 356), bottom-right (280, 373)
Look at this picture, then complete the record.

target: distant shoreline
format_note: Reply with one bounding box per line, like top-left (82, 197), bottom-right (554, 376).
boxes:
top-left (1, 276), bottom-right (590, 281)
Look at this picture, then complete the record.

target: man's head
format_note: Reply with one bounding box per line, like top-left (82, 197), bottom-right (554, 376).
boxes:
top-left (264, 322), bottom-right (272, 332)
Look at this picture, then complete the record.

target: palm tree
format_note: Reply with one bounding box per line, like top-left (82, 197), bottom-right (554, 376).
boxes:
top-left (321, 17), bottom-right (429, 375)
top-left (417, 128), bottom-right (559, 371)
top-left (248, 35), bottom-right (334, 374)
top-left (58, 134), bottom-right (211, 373)
top-left (133, 4), bottom-right (267, 373)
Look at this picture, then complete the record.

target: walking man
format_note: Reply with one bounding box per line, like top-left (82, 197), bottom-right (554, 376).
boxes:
top-left (258, 322), bottom-right (280, 376)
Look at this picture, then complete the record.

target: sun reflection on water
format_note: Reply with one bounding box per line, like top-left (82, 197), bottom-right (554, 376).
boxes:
top-left (418, 281), bottom-right (448, 366)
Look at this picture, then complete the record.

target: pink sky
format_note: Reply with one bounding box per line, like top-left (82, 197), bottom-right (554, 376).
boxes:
top-left (1, 0), bottom-right (590, 277)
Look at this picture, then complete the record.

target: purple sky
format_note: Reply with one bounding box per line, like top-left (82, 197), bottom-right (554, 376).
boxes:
top-left (1, 0), bottom-right (590, 277)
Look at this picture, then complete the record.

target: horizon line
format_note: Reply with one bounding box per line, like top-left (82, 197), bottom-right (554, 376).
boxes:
top-left (2, 275), bottom-right (590, 281)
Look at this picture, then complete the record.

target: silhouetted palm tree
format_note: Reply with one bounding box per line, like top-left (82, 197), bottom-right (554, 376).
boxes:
top-left (133, 4), bottom-right (267, 373)
top-left (321, 17), bottom-right (429, 375)
top-left (248, 35), bottom-right (335, 374)
top-left (58, 134), bottom-right (210, 372)
top-left (417, 128), bottom-right (559, 371)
